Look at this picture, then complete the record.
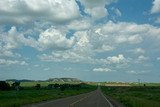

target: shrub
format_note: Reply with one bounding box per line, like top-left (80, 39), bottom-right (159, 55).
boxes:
top-left (35, 84), bottom-right (41, 90)
top-left (0, 81), bottom-right (10, 90)
top-left (12, 81), bottom-right (21, 91)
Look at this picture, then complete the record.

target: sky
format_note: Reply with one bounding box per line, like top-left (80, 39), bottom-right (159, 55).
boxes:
top-left (0, 0), bottom-right (160, 82)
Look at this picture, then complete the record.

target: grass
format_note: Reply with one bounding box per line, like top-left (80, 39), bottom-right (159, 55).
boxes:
top-left (0, 83), bottom-right (96, 107)
top-left (8, 81), bottom-right (81, 87)
top-left (101, 86), bottom-right (160, 107)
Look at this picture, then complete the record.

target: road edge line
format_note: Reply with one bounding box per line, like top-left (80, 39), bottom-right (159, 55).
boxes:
top-left (100, 91), bottom-right (114, 107)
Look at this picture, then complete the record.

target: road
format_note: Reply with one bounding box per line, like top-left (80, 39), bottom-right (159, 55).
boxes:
top-left (23, 89), bottom-right (123, 107)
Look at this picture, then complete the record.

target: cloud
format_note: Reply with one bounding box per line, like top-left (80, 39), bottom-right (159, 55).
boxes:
top-left (0, 49), bottom-right (21, 58)
top-left (93, 67), bottom-right (112, 72)
top-left (151, 0), bottom-right (160, 14)
top-left (38, 51), bottom-right (86, 63)
top-left (0, 26), bottom-right (38, 57)
top-left (114, 8), bottom-right (121, 17)
top-left (0, 0), bottom-right (80, 24)
top-left (37, 30), bottom-right (92, 62)
top-left (38, 27), bottom-right (76, 50)
top-left (155, 17), bottom-right (160, 23)
top-left (138, 55), bottom-right (149, 61)
top-left (157, 57), bottom-right (160, 61)
top-left (94, 21), bottom-right (160, 48)
top-left (43, 67), bottom-right (50, 71)
top-left (80, 0), bottom-right (117, 19)
top-left (127, 70), bottom-right (150, 75)
top-left (34, 64), bottom-right (39, 67)
top-left (1, 20), bottom-right (160, 77)
top-left (64, 67), bottom-right (72, 71)
top-left (38, 52), bottom-right (129, 67)
top-left (129, 48), bottom-right (145, 54)
top-left (37, 21), bottom-right (160, 67)
top-left (67, 19), bottom-right (91, 30)
top-left (0, 59), bottom-right (28, 65)
top-left (115, 34), bottom-right (143, 44)
top-left (111, 7), bottom-right (122, 17)
top-left (107, 54), bottom-right (125, 64)
top-left (2, 21), bottom-right (160, 57)
top-left (95, 45), bottom-right (114, 52)
top-left (98, 21), bottom-right (147, 44)
top-left (38, 31), bottom-right (93, 64)
top-left (99, 21), bottom-right (158, 36)
top-left (135, 55), bottom-right (149, 64)
top-left (20, 61), bottom-right (28, 65)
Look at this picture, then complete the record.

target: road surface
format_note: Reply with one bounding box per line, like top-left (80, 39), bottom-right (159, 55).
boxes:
top-left (23, 89), bottom-right (124, 107)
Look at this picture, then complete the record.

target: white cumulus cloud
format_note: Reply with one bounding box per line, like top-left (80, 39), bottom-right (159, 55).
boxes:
top-left (80, 0), bottom-right (117, 19)
top-left (0, 0), bottom-right (80, 24)
top-left (38, 27), bottom-right (76, 50)
top-left (151, 0), bottom-right (160, 14)
top-left (157, 57), bottom-right (160, 61)
top-left (107, 54), bottom-right (125, 64)
top-left (0, 26), bottom-right (38, 57)
top-left (0, 59), bottom-right (28, 65)
top-left (129, 48), bottom-right (145, 54)
top-left (67, 19), bottom-right (91, 30)
top-left (93, 67), bottom-right (112, 72)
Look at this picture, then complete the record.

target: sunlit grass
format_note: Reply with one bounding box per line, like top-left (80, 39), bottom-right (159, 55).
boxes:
top-left (102, 86), bottom-right (160, 107)
top-left (0, 83), bottom-right (96, 107)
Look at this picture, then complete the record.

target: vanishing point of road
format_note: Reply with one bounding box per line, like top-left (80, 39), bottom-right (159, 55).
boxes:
top-left (23, 88), bottom-right (124, 107)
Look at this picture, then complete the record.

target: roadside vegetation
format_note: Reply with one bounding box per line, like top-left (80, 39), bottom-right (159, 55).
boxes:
top-left (102, 86), bottom-right (160, 107)
top-left (0, 81), bottom-right (96, 107)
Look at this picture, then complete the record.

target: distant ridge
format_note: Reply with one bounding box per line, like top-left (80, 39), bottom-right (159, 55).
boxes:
top-left (6, 79), bottom-right (35, 82)
top-left (6, 78), bottom-right (82, 82)
top-left (46, 78), bottom-right (82, 82)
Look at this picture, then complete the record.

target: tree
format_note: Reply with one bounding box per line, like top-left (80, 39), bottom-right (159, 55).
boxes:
top-left (12, 81), bottom-right (21, 91)
top-left (54, 83), bottom-right (60, 89)
top-left (0, 81), bottom-right (10, 90)
top-left (60, 85), bottom-right (65, 91)
top-left (35, 84), bottom-right (41, 90)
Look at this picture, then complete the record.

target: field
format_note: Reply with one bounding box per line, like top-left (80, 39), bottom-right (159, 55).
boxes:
top-left (102, 86), bottom-right (160, 107)
top-left (0, 82), bottom-right (96, 107)
top-left (1, 81), bottom-right (160, 107)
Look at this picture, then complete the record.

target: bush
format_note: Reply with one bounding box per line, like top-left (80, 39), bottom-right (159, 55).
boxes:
top-left (60, 85), bottom-right (66, 91)
top-left (54, 83), bottom-right (60, 89)
top-left (12, 82), bottom-right (21, 91)
top-left (35, 84), bottom-right (41, 90)
top-left (0, 81), bottom-right (10, 90)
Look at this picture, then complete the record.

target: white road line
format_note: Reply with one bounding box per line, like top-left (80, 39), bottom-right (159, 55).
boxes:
top-left (100, 92), bottom-right (114, 107)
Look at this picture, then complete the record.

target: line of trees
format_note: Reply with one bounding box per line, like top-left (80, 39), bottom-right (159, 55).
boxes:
top-left (0, 81), bottom-right (10, 90)
top-left (48, 83), bottom-right (82, 91)
top-left (0, 81), bottom-right (86, 91)
top-left (0, 81), bottom-right (22, 91)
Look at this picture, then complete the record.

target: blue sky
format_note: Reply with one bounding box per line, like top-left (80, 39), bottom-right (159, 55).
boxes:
top-left (0, 0), bottom-right (160, 82)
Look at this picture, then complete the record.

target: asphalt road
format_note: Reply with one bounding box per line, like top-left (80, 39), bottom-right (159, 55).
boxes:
top-left (23, 89), bottom-right (121, 107)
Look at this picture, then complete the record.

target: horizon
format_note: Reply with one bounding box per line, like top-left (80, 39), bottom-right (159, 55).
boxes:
top-left (0, 0), bottom-right (160, 83)
top-left (1, 77), bottom-right (160, 83)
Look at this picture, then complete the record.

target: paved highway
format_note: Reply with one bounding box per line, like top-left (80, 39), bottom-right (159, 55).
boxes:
top-left (23, 88), bottom-right (123, 107)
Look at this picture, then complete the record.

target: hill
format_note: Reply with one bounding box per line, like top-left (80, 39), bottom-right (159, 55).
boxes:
top-left (6, 78), bottom-right (82, 82)
top-left (46, 78), bottom-right (82, 82)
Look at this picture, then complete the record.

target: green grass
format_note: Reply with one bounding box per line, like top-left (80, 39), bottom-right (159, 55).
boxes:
top-left (101, 86), bottom-right (160, 107)
top-left (8, 81), bottom-right (81, 87)
top-left (0, 83), bottom-right (96, 107)
top-left (96, 82), bottom-right (160, 87)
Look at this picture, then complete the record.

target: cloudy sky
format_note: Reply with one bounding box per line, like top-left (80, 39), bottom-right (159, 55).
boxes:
top-left (0, 0), bottom-right (160, 82)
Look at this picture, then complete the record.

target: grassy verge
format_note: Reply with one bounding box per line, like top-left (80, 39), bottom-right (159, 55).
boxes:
top-left (101, 86), bottom-right (160, 107)
top-left (0, 84), bottom-right (96, 107)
